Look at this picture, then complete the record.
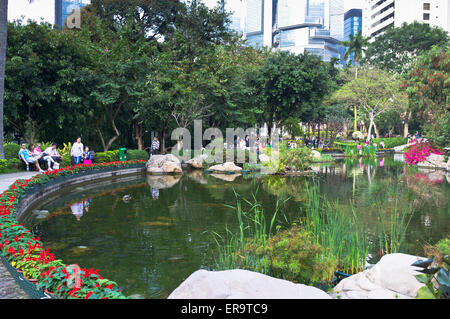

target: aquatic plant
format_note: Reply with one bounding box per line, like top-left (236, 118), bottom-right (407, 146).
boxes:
top-left (376, 201), bottom-right (413, 256)
top-left (303, 182), bottom-right (370, 275)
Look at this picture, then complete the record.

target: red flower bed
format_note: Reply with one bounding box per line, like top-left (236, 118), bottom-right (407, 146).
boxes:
top-left (404, 142), bottom-right (444, 166)
top-left (0, 160), bottom-right (145, 299)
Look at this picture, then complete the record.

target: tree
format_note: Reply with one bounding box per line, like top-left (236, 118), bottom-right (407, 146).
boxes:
top-left (404, 46), bottom-right (450, 147)
top-left (364, 22), bottom-right (449, 75)
top-left (253, 51), bottom-right (339, 137)
top-left (341, 31), bottom-right (370, 131)
top-left (0, 0), bottom-right (7, 158)
top-left (4, 21), bottom-right (92, 144)
top-left (331, 68), bottom-right (408, 141)
top-left (323, 104), bottom-right (353, 144)
top-left (78, 15), bottom-right (156, 151)
top-left (340, 31), bottom-right (370, 74)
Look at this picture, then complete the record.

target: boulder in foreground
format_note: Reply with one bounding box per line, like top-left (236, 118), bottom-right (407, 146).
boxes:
top-left (168, 269), bottom-right (331, 299)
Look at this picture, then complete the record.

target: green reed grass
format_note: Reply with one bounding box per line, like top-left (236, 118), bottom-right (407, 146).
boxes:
top-left (303, 182), bottom-right (370, 274)
top-left (211, 187), bottom-right (288, 272)
top-left (377, 198), bottom-right (413, 255)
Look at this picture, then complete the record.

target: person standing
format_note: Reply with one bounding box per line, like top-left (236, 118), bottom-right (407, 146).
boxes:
top-left (152, 136), bottom-right (160, 155)
top-left (71, 137), bottom-right (84, 165)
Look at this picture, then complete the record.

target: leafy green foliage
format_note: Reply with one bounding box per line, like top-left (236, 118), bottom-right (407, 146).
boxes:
top-left (238, 226), bottom-right (338, 286)
top-left (4, 143), bottom-right (21, 160)
top-left (95, 150), bottom-right (119, 163)
top-left (415, 238), bottom-right (450, 299)
top-left (404, 46), bottom-right (450, 147)
top-left (364, 22), bottom-right (449, 74)
top-left (126, 149), bottom-right (149, 161)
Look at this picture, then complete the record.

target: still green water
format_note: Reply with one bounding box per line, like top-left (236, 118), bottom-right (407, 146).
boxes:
top-left (25, 157), bottom-right (449, 298)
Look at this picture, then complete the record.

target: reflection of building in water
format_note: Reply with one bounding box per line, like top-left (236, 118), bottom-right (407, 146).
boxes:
top-left (71, 202), bottom-right (84, 221)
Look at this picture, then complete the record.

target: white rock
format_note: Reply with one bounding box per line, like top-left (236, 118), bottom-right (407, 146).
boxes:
top-left (311, 150), bottom-right (321, 160)
top-left (168, 269), bottom-right (331, 299)
top-left (332, 253), bottom-right (426, 299)
top-left (146, 154), bottom-right (182, 174)
top-left (187, 154), bottom-right (208, 169)
top-left (209, 162), bottom-right (242, 173)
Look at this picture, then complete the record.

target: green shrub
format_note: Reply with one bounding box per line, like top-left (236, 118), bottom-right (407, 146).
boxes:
top-left (95, 150), bottom-right (119, 163)
top-left (237, 226), bottom-right (338, 285)
top-left (4, 143), bottom-right (21, 160)
top-left (127, 149), bottom-right (149, 161)
top-left (278, 143), bottom-right (312, 172)
top-left (371, 137), bottom-right (407, 149)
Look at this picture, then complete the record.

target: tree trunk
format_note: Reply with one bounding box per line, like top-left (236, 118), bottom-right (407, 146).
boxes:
top-left (0, 0), bottom-right (7, 159)
top-left (403, 111), bottom-right (411, 138)
top-left (374, 122), bottom-right (380, 139)
top-left (367, 116), bottom-right (374, 142)
top-left (134, 120), bottom-right (144, 150)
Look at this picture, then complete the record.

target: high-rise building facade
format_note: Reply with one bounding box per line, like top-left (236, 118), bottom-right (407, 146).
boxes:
top-left (55, 0), bottom-right (90, 28)
top-left (343, 8), bottom-right (363, 65)
top-left (363, 0), bottom-right (450, 38)
top-left (206, 0), bottom-right (345, 63)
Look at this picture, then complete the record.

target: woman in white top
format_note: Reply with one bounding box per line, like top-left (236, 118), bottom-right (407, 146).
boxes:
top-left (71, 137), bottom-right (84, 165)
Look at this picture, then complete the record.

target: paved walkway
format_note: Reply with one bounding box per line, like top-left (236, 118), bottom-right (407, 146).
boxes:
top-left (0, 171), bottom-right (38, 299)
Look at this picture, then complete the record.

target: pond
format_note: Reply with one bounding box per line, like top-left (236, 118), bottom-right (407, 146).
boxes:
top-left (23, 156), bottom-right (450, 298)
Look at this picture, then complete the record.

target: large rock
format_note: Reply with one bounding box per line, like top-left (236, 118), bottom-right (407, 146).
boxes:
top-left (168, 269), bottom-right (331, 299)
top-left (186, 154), bottom-right (208, 169)
top-left (331, 253), bottom-right (426, 299)
top-left (209, 162), bottom-right (242, 173)
top-left (311, 150), bottom-right (321, 160)
top-left (418, 153), bottom-right (447, 170)
top-left (146, 154), bottom-right (182, 174)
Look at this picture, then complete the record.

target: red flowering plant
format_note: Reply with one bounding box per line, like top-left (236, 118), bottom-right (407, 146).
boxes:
top-left (404, 142), bottom-right (444, 166)
top-left (38, 265), bottom-right (126, 299)
top-left (0, 160), bottom-right (145, 298)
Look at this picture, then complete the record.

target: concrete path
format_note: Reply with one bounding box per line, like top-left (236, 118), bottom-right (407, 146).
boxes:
top-left (0, 171), bottom-right (38, 299)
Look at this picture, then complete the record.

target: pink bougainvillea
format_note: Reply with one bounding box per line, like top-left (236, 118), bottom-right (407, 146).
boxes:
top-left (404, 142), bottom-right (444, 166)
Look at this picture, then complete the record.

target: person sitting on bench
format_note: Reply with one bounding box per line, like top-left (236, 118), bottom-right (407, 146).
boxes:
top-left (18, 143), bottom-right (44, 172)
top-left (42, 143), bottom-right (63, 171)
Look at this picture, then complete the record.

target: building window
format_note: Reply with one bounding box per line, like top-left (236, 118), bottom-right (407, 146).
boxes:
top-left (423, 3), bottom-right (430, 10)
top-left (423, 13), bottom-right (430, 20)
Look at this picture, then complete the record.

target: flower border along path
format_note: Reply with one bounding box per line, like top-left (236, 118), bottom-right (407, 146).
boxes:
top-left (0, 161), bottom-right (146, 299)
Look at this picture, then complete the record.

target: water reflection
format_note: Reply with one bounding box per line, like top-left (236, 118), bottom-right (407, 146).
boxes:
top-left (28, 156), bottom-right (449, 298)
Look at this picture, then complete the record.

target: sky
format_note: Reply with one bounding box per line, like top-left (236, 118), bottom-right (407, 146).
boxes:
top-left (8, 0), bottom-right (364, 24)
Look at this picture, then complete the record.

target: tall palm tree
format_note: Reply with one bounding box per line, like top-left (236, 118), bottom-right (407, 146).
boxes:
top-left (341, 31), bottom-right (370, 78)
top-left (341, 31), bottom-right (370, 131)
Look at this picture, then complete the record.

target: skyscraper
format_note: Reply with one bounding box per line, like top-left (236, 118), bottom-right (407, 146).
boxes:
top-left (54, 0), bottom-right (90, 28)
top-left (343, 8), bottom-right (362, 65)
top-left (206, 0), bottom-right (345, 63)
top-left (363, 0), bottom-right (450, 38)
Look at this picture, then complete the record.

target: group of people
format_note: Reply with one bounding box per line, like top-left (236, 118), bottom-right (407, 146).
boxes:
top-left (18, 137), bottom-right (93, 172)
top-left (303, 136), bottom-right (325, 149)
